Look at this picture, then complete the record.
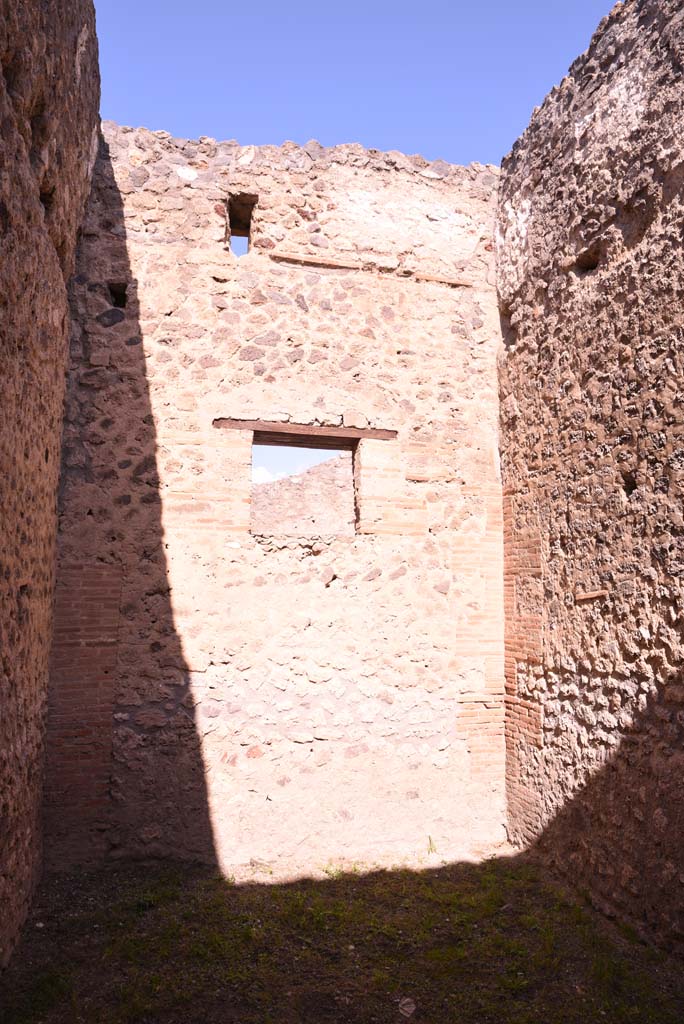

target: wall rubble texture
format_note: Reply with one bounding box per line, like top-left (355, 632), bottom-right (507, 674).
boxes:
top-left (0, 0), bottom-right (99, 965)
top-left (6, 0), bottom-right (683, 961)
top-left (251, 453), bottom-right (356, 537)
top-left (47, 123), bottom-right (507, 876)
top-left (498, 0), bottom-right (684, 946)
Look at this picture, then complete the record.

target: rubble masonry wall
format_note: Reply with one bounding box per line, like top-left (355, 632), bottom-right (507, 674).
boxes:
top-left (46, 123), bottom-right (507, 877)
top-left (0, 0), bottom-right (99, 964)
top-left (497, 0), bottom-right (684, 945)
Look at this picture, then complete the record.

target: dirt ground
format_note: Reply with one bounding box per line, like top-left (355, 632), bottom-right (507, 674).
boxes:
top-left (1, 854), bottom-right (683, 1024)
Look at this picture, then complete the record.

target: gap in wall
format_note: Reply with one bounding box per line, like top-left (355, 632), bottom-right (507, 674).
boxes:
top-left (228, 192), bottom-right (257, 257)
top-left (250, 441), bottom-right (356, 536)
top-left (230, 235), bottom-right (249, 257)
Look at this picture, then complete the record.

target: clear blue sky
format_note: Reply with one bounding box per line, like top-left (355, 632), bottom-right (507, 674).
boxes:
top-left (96, 0), bottom-right (614, 167)
top-left (252, 446), bottom-right (345, 483)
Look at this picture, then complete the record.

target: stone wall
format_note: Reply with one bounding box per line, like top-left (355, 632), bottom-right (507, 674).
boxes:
top-left (46, 123), bottom-right (507, 877)
top-left (0, 0), bottom-right (99, 965)
top-left (497, 0), bottom-right (684, 945)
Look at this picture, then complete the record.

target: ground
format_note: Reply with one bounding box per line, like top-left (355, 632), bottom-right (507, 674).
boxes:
top-left (1, 855), bottom-right (682, 1024)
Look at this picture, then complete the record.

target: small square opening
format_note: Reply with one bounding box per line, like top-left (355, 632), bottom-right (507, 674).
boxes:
top-left (251, 436), bottom-right (357, 537)
top-left (228, 193), bottom-right (257, 257)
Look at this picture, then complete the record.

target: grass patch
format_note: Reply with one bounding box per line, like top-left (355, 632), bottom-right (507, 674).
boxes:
top-left (1, 856), bottom-right (682, 1024)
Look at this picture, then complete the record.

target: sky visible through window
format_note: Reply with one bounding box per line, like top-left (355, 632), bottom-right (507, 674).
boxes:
top-left (252, 444), bottom-right (345, 484)
top-left (230, 236), bottom-right (249, 257)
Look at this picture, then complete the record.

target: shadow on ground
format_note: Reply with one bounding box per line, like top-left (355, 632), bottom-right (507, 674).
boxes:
top-left (1, 853), bottom-right (683, 1024)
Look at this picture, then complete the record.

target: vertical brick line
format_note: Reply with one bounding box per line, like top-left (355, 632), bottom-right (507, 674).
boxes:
top-left (502, 489), bottom-right (544, 841)
top-left (44, 563), bottom-right (123, 868)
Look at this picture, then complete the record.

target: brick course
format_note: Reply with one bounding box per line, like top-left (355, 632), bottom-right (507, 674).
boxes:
top-left (44, 565), bottom-right (122, 867)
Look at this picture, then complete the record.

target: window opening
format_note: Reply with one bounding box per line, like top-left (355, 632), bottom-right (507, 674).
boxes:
top-left (228, 192), bottom-right (257, 257)
top-left (230, 235), bottom-right (249, 257)
top-left (251, 436), bottom-right (357, 537)
top-left (213, 418), bottom-right (398, 537)
top-left (108, 282), bottom-right (128, 308)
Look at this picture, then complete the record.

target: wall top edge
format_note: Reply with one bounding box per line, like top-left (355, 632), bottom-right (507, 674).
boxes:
top-left (100, 120), bottom-right (500, 188)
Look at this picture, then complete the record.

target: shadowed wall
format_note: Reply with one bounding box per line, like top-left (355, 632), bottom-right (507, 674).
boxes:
top-left (0, 0), bottom-right (99, 965)
top-left (497, 0), bottom-right (684, 945)
top-left (45, 143), bottom-right (216, 870)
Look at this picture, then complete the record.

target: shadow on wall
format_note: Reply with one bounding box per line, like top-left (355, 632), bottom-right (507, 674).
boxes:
top-left (530, 677), bottom-right (684, 949)
top-left (42, 142), bottom-right (683, 954)
top-left (44, 140), bottom-right (216, 869)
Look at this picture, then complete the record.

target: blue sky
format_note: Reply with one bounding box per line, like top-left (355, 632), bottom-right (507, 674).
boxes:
top-left (95, 0), bottom-right (614, 481)
top-left (96, 0), bottom-right (614, 167)
top-left (252, 446), bottom-right (346, 484)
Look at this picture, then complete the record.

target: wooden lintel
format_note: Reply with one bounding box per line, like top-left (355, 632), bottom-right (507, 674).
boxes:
top-left (413, 270), bottom-right (472, 288)
top-left (268, 250), bottom-right (471, 288)
top-left (270, 251), bottom-right (363, 272)
top-left (212, 418), bottom-right (397, 447)
top-left (575, 589), bottom-right (610, 602)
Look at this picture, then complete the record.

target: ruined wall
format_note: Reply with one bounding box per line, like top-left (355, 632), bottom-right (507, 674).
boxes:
top-left (498, 0), bottom-right (684, 945)
top-left (0, 0), bottom-right (99, 965)
top-left (47, 123), bottom-right (507, 876)
top-left (251, 454), bottom-right (356, 537)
